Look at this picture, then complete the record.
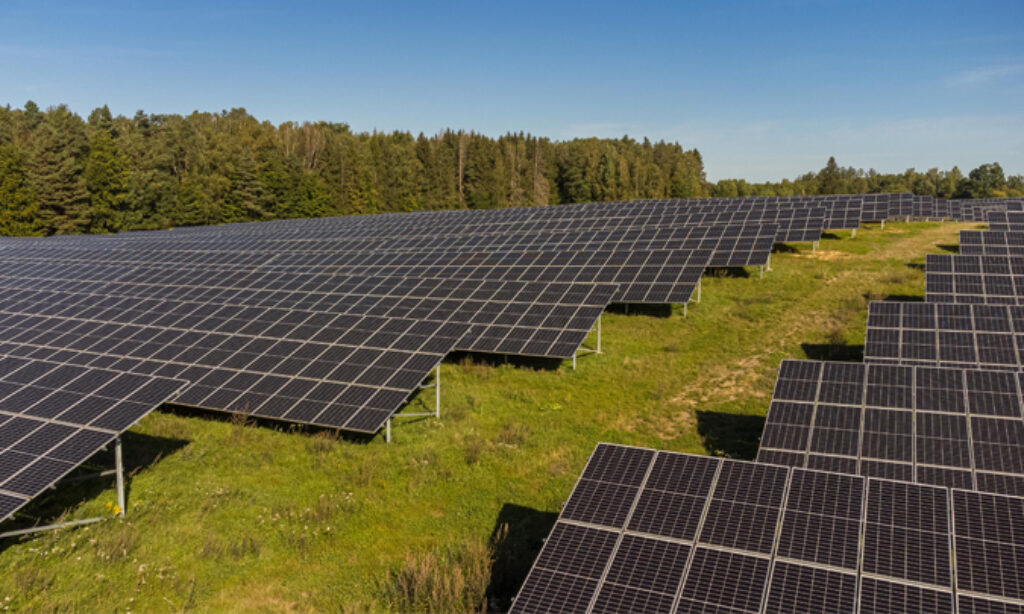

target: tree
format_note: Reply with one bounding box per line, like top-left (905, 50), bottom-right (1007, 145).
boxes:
top-left (83, 106), bottom-right (130, 232)
top-left (817, 156), bottom-right (843, 194)
top-left (0, 143), bottom-right (41, 235)
top-left (27, 105), bottom-right (89, 234)
top-left (960, 162), bottom-right (1007, 198)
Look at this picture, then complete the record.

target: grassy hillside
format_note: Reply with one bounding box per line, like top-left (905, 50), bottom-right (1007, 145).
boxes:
top-left (0, 221), bottom-right (976, 613)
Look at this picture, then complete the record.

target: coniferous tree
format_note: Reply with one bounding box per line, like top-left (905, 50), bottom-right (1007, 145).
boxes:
top-left (84, 106), bottom-right (129, 232)
top-left (817, 156), bottom-right (843, 194)
top-left (0, 143), bottom-right (41, 236)
top-left (27, 105), bottom-right (89, 234)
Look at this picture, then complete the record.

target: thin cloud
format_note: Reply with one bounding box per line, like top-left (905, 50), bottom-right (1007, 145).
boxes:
top-left (946, 64), bottom-right (1024, 86)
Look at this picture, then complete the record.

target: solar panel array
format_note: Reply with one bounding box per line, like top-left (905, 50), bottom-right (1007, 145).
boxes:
top-left (3, 193), bottom-right (1019, 538)
top-left (511, 443), bottom-right (1024, 614)
top-left (0, 356), bottom-right (185, 523)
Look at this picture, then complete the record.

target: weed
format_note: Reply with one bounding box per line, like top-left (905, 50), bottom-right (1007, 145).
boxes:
top-left (464, 434), bottom-right (486, 466)
top-left (91, 523), bottom-right (137, 562)
top-left (379, 539), bottom-right (490, 614)
top-left (496, 421), bottom-right (530, 447)
top-left (307, 430), bottom-right (339, 456)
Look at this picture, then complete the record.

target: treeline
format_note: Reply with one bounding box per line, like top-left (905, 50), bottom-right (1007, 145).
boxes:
top-left (0, 102), bottom-right (705, 236)
top-left (709, 156), bottom-right (1024, 199)
top-left (2, 103), bottom-right (1022, 237)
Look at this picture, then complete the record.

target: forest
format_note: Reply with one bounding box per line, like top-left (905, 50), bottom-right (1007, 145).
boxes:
top-left (0, 102), bottom-right (1021, 236)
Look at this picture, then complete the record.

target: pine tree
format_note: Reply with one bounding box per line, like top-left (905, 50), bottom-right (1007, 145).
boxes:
top-left (225, 149), bottom-right (272, 221)
top-left (817, 156), bottom-right (843, 194)
top-left (83, 106), bottom-right (129, 232)
top-left (0, 143), bottom-right (41, 236)
top-left (27, 105), bottom-right (89, 234)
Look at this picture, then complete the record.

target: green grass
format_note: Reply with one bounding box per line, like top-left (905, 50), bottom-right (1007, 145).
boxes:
top-left (0, 221), bottom-right (977, 612)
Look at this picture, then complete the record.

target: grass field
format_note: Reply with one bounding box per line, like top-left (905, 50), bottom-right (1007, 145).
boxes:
top-left (0, 221), bottom-right (977, 613)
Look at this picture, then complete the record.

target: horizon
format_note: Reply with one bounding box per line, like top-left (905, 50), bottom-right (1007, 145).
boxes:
top-left (3, 0), bottom-right (1022, 182)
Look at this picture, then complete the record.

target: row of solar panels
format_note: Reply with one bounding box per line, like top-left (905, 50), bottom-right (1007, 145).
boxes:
top-left (5, 195), bottom-right (1018, 250)
top-left (510, 208), bottom-right (1024, 612)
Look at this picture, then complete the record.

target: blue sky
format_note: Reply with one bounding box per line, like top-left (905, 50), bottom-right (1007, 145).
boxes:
top-left (2, 0), bottom-right (1022, 181)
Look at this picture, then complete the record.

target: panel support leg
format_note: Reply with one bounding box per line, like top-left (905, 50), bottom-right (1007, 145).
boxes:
top-left (759, 265), bottom-right (764, 279)
top-left (385, 419), bottom-right (391, 443)
top-left (114, 437), bottom-right (125, 517)
top-left (880, 220), bottom-right (885, 230)
top-left (683, 303), bottom-right (688, 318)
top-left (434, 364), bottom-right (441, 420)
top-left (812, 240), bottom-right (819, 252)
top-left (696, 279), bottom-right (702, 303)
top-left (596, 314), bottom-right (602, 354)
top-left (766, 253), bottom-right (772, 271)
top-left (572, 353), bottom-right (577, 371)
top-left (850, 228), bottom-right (856, 238)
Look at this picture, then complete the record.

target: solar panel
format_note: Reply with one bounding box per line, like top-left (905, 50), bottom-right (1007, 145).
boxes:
top-left (924, 254), bottom-right (1024, 305)
top-left (511, 443), bottom-right (1024, 614)
top-left (865, 301), bottom-right (1024, 370)
top-left (988, 211), bottom-right (1024, 232)
top-left (0, 355), bottom-right (185, 523)
top-left (961, 231), bottom-right (1024, 257)
top-left (758, 359), bottom-right (1024, 496)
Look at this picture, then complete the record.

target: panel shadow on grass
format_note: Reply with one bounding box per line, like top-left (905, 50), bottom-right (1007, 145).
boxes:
top-left (606, 303), bottom-right (672, 318)
top-left (772, 243), bottom-right (800, 254)
top-left (696, 411), bottom-right (765, 461)
top-left (863, 292), bottom-right (924, 303)
top-left (801, 342), bottom-right (864, 362)
top-left (487, 502), bottom-right (559, 612)
top-left (446, 351), bottom-right (562, 372)
top-left (0, 430), bottom-right (189, 549)
top-left (160, 404), bottom-right (377, 444)
top-left (936, 244), bottom-right (959, 253)
top-left (705, 267), bottom-right (750, 279)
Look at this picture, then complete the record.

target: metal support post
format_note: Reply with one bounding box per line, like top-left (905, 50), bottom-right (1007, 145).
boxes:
top-left (759, 265), bottom-right (764, 279)
top-left (683, 303), bottom-right (688, 317)
top-left (434, 364), bottom-right (441, 420)
top-left (572, 353), bottom-right (577, 371)
top-left (851, 228), bottom-right (857, 238)
top-left (385, 419), bottom-right (391, 443)
top-left (596, 314), bottom-right (601, 354)
top-left (114, 437), bottom-right (125, 517)
top-left (696, 279), bottom-right (702, 303)
top-left (812, 240), bottom-right (819, 252)
top-left (881, 220), bottom-right (885, 230)
top-left (766, 253), bottom-right (772, 271)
